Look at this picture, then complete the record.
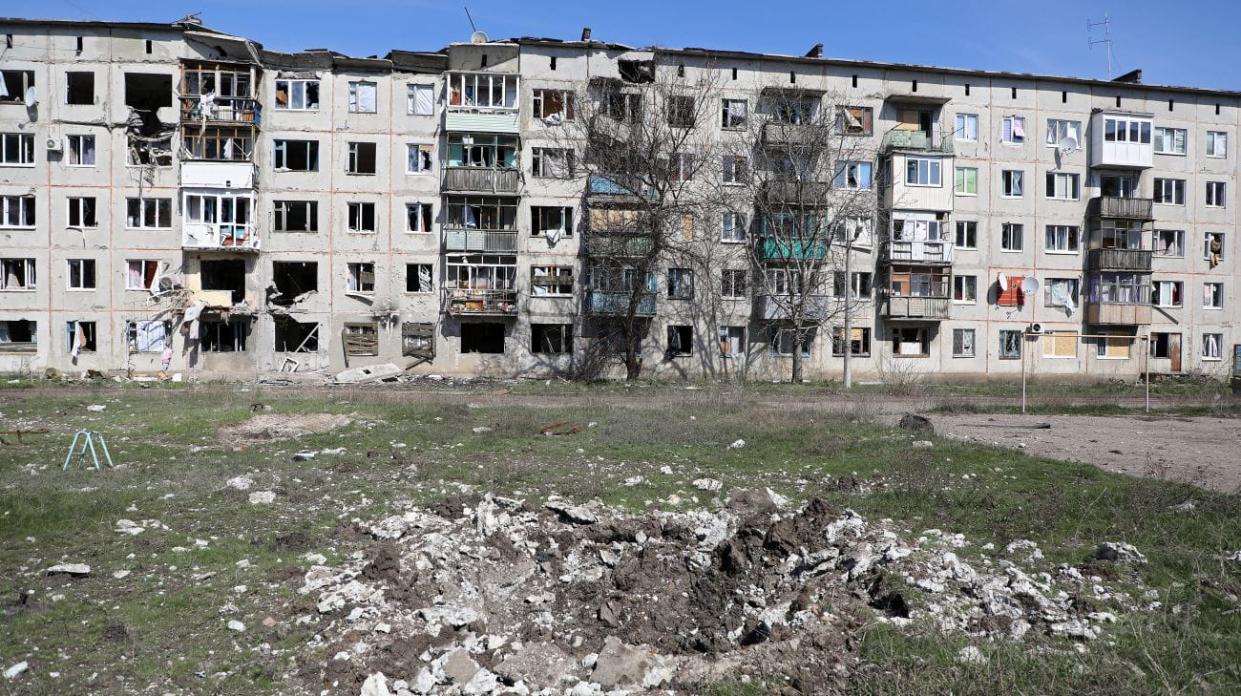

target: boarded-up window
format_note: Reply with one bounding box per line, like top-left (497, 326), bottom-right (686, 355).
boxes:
top-left (1041, 331), bottom-right (1077, 358)
top-left (1096, 335), bottom-right (1132, 359)
top-left (402, 322), bottom-right (434, 358)
top-left (343, 323), bottom-right (379, 356)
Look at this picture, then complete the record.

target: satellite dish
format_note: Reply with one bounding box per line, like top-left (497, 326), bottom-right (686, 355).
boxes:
top-left (1021, 277), bottom-right (1041, 294)
top-left (1057, 136), bottom-right (1078, 154)
top-left (997, 272), bottom-right (1009, 292)
top-left (23, 86), bottom-right (38, 107)
top-left (470, 31), bottom-right (489, 44)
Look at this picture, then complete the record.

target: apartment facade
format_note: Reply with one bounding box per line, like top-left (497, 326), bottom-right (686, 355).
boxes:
top-left (1, 17), bottom-right (1237, 381)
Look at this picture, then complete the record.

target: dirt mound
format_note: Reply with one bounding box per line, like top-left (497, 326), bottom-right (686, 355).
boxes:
top-left (292, 494), bottom-right (1152, 694)
top-left (217, 413), bottom-right (351, 444)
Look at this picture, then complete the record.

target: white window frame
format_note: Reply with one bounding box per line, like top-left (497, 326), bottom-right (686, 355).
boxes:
top-left (1045, 172), bottom-right (1080, 200)
top-left (1001, 223), bottom-right (1023, 252)
top-left (721, 269), bottom-right (747, 298)
top-left (1152, 280), bottom-right (1183, 308)
top-left (1153, 126), bottom-right (1187, 155)
top-left (1203, 282), bottom-right (1224, 310)
top-left (405, 202), bottom-right (433, 233)
top-left (954, 113), bottom-right (978, 142)
top-left (998, 329), bottom-right (1023, 360)
top-left (274, 79), bottom-right (320, 111)
top-left (530, 265), bottom-right (574, 297)
top-left (721, 155), bottom-right (747, 184)
top-left (836, 160), bottom-right (874, 190)
top-left (1154, 178), bottom-right (1185, 205)
top-left (66, 196), bottom-right (96, 228)
top-left (1045, 119), bottom-right (1082, 146)
top-left (721, 212), bottom-right (746, 243)
top-left (66, 258), bottom-right (95, 291)
top-left (125, 198), bottom-right (172, 230)
top-left (1202, 333), bottom-right (1223, 361)
top-left (0, 258), bottom-right (36, 291)
top-left (952, 275), bottom-right (977, 304)
top-left (125, 260), bottom-right (160, 290)
top-left (905, 157), bottom-right (941, 187)
top-left (1204, 232), bottom-right (1226, 261)
top-left (406, 143), bottom-right (433, 174)
top-left (346, 262), bottom-right (376, 294)
top-left (954, 220), bottom-right (977, 250)
top-left (1155, 229), bottom-right (1184, 257)
top-left (1002, 115), bottom-right (1026, 145)
top-left (952, 328), bottom-right (975, 358)
top-left (1044, 277), bottom-right (1080, 308)
top-left (405, 263), bottom-right (433, 293)
top-left (954, 166), bottom-right (977, 195)
top-left (1206, 130), bottom-right (1228, 158)
top-left (66, 134), bottom-right (96, 167)
top-left (407, 83), bottom-right (434, 116)
top-left (347, 202), bottom-right (377, 234)
top-left (0, 133), bottom-right (35, 166)
top-left (1206, 181), bottom-right (1227, 208)
top-left (348, 81), bottom-right (378, 114)
top-left (721, 98), bottom-right (748, 129)
top-left (1001, 169), bottom-right (1024, 198)
top-left (1044, 225), bottom-right (1079, 254)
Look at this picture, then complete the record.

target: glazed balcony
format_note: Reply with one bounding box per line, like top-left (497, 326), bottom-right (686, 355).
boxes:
top-left (586, 290), bottom-right (657, 316)
top-left (443, 228), bottom-right (519, 253)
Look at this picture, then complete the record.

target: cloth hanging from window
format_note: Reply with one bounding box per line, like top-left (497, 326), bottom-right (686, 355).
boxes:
top-left (1012, 117), bottom-right (1025, 139)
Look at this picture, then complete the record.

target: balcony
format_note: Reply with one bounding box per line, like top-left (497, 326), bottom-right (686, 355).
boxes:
top-left (756, 294), bottom-right (835, 321)
top-left (442, 167), bottom-right (521, 194)
top-left (1088, 112), bottom-right (1153, 169)
top-left (882, 295), bottom-right (951, 320)
top-left (757, 237), bottom-right (829, 261)
top-left (1086, 301), bottom-right (1152, 325)
top-left (1087, 247), bottom-right (1153, 272)
top-left (444, 288), bottom-right (518, 316)
top-left (179, 96), bottom-right (259, 125)
top-left (885, 239), bottom-right (953, 264)
top-left (586, 290), bottom-right (657, 316)
top-left (761, 122), bottom-right (830, 148)
top-left (443, 229), bottom-right (519, 253)
top-left (444, 111), bottom-right (520, 134)
top-left (180, 161), bottom-right (255, 189)
top-left (1090, 196), bottom-right (1154, 221)
top-left (584, 234), bottom-right (654, 258)
top-left (760, 180), bottom-right (831, 205)
top-left (182, 223), bottom-right (259, 252)
top-left (881, 130), bottom-right (953, 154)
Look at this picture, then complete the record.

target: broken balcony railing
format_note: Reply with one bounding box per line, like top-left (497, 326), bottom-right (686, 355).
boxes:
top-left (180, 95), bottom-right (260, 124)
top-left (442, 167), bottom-right (521, 194)
top-left (882, 294), bottom-right (951, 320)
top-left (182, 223), bottom-right (259, 251)
top-left (443, 288), bottom-right (519, 315)
top-left (885, 239), bottom-right (954, 264)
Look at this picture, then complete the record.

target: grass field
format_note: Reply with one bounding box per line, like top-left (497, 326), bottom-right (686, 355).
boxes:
top-left (1, 382), bottom-right (1239, 694)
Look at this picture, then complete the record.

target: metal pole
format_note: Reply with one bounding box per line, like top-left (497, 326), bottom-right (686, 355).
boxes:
top-left (843, 234), bottom-right (852, 390)
top-left (1021, 332), bottom-right (1027, 414)
top-left (1144, 334), bottom-right (1151, 413)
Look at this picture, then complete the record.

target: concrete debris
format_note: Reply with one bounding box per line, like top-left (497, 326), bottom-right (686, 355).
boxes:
top-left (911, 440), bottom-right (934, 449)
top-left (692, 478), bottom-right (723, 492)
top-left (3, 662), bottom-right (28, 680)
top-left (292, 451), bottom-right (317, 462)
top-left (290, 494), bottom-right (1150, 692)
top-left (1094, 542), bottom-right (1147, 565)
top-left (225, 476), bottom-right (254, 491)
top-left (360, 672), bottom-right (392, 696)
top-left (334, 363), bottom-right (402, 384)
top-left (45, 563), bottom-right (91, 576)
top-left (471, 426), bottom-right (493, 434)
top-left (956, 645), bottom-right (986, 665)
top-left (248, 491), bottom-right (276, 505)
top-left (227, 619), bottom-right (246, 632)
top-left (727, 439), bottom-right (747, 449)
top-left (86, 404), bottom-right (107, 412)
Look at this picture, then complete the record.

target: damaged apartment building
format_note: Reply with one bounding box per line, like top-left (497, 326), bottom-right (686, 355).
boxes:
top-left (0, 16), bottom-right (1238, 381)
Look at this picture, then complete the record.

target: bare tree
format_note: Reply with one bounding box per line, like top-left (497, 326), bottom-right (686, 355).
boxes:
top-left (717, 88), bottom-right (879, 383)
top-left (545, 55), bottom-right (725, 380)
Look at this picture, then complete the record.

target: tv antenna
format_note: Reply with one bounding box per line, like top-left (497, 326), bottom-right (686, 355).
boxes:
top-left (464, 6), bottom-right (478, 33)
top-left (1088, 13), bottom-right (1114, 78)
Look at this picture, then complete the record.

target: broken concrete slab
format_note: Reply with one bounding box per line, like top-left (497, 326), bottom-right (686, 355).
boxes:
top-left (45, 563), bottom-right (91, 576)
top-left (334, 363), bottom-right (402, 384)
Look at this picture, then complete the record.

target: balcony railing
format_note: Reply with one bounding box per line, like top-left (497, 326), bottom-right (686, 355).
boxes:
top-left (757, 236), bottom-right (829, 261)
top-left (584, 234), bottom-right (654, 257)
top-left (760, 180), bottom-right (831, 204)
top-left (442, 167), bottom-right (521, 194)
top-left (443, 229), bottom-right (519, 253)
top-left (443, 288), bottom-right (518, 316)
top-left (182, 223), bottom-right (259, 251)
top-left (1086, 301), bottom-right (1152, 325)
top-left (883, 295), bottom-right (951, 320)
top-left (1087, 247), bottom-right (1153, 272)
top-left (586, 290), bottom-right (657, 316)
top-left (1091, 196), bottom-right (1154, 221)
top-left (179, 96), bottom-right (259, 124)
top-left (756, 294), bottom-right (835, 321)
top-left (761, 122), bottom-right (831, 148)
top-left (885, 239), bottom-right (953, 264)
top-left (881, 130), bottom-right (953, 154)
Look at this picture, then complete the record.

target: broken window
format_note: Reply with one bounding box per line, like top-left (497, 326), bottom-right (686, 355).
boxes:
top-left (1, 133), bottom-right (35, 165)
top-left (721, 98), bottom-right (747, 129)
top-left (998, 329), bottom-right (1022, 360)
top-left (199, 319), bottom-right (249, 352)
top-left (1156, 229), bottom-right (1184, 257)
top-left (0, 320), bottom-right (36, 352)
top-left (183, 126), bottom-right (252, 161)
top-left (666, 325), bottom-right (693, 357)
top-left (0, 70), bottom-right (35, 104)
top-left (65, 71), bottom-right (94, 105)
top-left (667, 95), bottom-right (695, 127)
top-left (346, 262), bottom-right (375, 294)
top-left (66, 259), bottom-right (96, 290)
top-left (66, 134), bottom-right (96, 166)
top-left (531, 266), bottom-right (573, 296)
top-left (66, 320), bottom-right (96, 354)
top-left (126, 260), bottom-right (160, 290)
top-left (722, 155), bottom-right (748, 184)
top-left (669, 152), bottom-right (694, 182)
top-left (460, 322), bottom-right (505, 354)
top-left (0, 258), bottom-right (36, 290)
top-left (447, 133), bottom-right (518, 168)
top-left (531, 206), bottom-right (572, 236)
top-left (347, 142), bottom-right (377, 175)
top-left (127, 133), bottom-right (172, 167)
top-left (200, 259), bottom-right (247, 305)
top-left (126, 198), bottom-right (172, 229)
top-left (617, 59), bottom-right (655, 84)
top-left (532, 89), bottom-right (574, 122)
top-left (446, 73), bottom-right (518, 109)
top-left (406, 143), bottom-right (433, 173)
top-left (406, 263), bottom-right (433, 293)
top-left (343, 323), bottom-right (379, 356)
top-left (402, 322), bottom-right (434, 358)
top-left (67, 197), bottom-right (96, 227)
top-left (273, 139), bottom-right (319, 171)
top-left (274, 79), bottom-right (320, 110)
top-left (446, 196), bottom-right (517, 231)
top-left (273, 200), bottom-right (318, 232)
top-left (721, 269), bottom-right (747, 298)
top-left (407, 83), bottom-right (434, 115)
top-left (0, 195), bottom-right (34, 228)
top-left (1150, 332), bottom-right (1173, 359)
top-left (1204, 282), bottom-right (1224, 309)
top-left (348, 81), bottom-right (377, 113)
top-left (274, 317), bottom-right (319, 353)
top-left (1152, 280), bottom-right (1183, 308)
top-left (348, 202), bottom-right (377, 233)
top-left (406, 203), bottom-right (433, 233)
top-left (531, 324), bottom-right (573, 354)
top-left (125, 319), bottom-right (171, 353)
top-left (270, 261), bottom-right (318, 305)
top-left (668, 268), bottom-right (693, 299)
top-left (718, 326), bottom-right (745, 358)
top-left (1202, 333), bottom-right (1223, 360)
top-left (602, 90), bottom-right (642, 122)
top-left (1205, 232), bottom-right (1226, 266)
top-left (531, 148), bottom-right (574, 178)
top-left (832, 327), bottom-right (871, 356)
top-left (836, 106), bottom-right (873, 136)
top-left (123, 72), bottom-right (172, 111)
top-left (952, 328), bottom-right (975, 357)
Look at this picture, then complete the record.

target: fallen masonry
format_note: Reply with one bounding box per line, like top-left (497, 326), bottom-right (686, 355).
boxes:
top-left (292, 493), bottom-right (1153, 694)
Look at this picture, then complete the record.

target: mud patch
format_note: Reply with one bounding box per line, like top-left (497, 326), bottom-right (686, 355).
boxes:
top-left (217, 413), bottom-right (352, 445)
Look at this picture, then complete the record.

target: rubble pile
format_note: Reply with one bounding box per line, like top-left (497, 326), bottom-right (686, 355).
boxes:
top-left (295, 493), bottom-right (1150, 694)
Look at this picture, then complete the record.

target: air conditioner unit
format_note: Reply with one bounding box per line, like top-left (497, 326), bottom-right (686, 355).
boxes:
top-left (45, 134), bottom-right (63, 152)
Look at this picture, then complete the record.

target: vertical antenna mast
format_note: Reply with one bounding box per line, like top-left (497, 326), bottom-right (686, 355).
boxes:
top-left (1088, 13), bottom-right (1114, 78)
top-left (464, 6), bottom-right (478, 33)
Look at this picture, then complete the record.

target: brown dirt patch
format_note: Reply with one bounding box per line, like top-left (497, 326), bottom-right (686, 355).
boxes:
top-left (217, 413), bottom-right (352, 444)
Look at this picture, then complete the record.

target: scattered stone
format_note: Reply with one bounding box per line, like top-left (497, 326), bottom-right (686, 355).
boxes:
top-left (292, 451), bottom-right (316, 462)
top-left (1095, 542), bottom-right (1147, 564)
top-left (591, 636), bottom-right (669, 689)
top-left (360, 672), bottom-right (392, 696)
top-left (727, 439), bottom-right (747, 450)
top-left (544, 499), bottom-right (598, 524)
top-left (3, 662), bottom-right (28, 680)
top-left (226, 476), bottom-right (253, 491)
top-left (472, 426), bottom-right (493, 434)
top-left (227, 620), bottom-right (246, 632)
top-left (956, 645), bottom-right (987, 665)
top-left (911, 440), bottom-right (934, 449)
top-left (441, 649), bottom-right (480, 684)
top-left (692, 478), bottom-right (723, 492)
top-left (112, 570), bottom-right (130, 580)
top-left (45, 563), bottom-right (90, 577)
top-left (1168, 500), bottom-right (1197, 513)
top-left (248, 491), bottom-right (276, 505)
top-left (86, 404), bottom-right (107, 412)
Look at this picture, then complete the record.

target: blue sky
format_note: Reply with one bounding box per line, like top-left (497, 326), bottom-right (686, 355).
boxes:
top-left (8, 0), bottom-right (1241, 91)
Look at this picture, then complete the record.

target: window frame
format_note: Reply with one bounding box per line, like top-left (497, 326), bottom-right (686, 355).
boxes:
top-left (405, 263), bottom-right (434, 293)
top-left (721, 98), bottom-right (748, 130)
top-left (1155, 229), bottom-right (1184, 257)
top-left (721, 269), bottom-right (747, 299)
top-left (1044, 224), bottom-right (1080, 254)
top-left (1203, 282), bottom-right (1224, 310)
top-left (1202, 333), bottom-right (1223, 361)
top-left (1001, 115), bottom-right (1026, 145)
top-left (407, 83), bottom-right (434, 116)
top-left (530, 265), bottom-right (574, 297)
top-left (1206, 181), bottom-right (1227, 208)
top-left (406, 202), bottom-right (434, 234)
top-left (1153, 126), bottom-right (1187, 155)
top-left (1001, 169), bottom-right (1024, 198)
top-left (346, 262), bottom-right (376, 295)
top-left (346, 202), bottom-right (378, 234)
top-left (952, 275), bottom-right (977, 304)
top-left (1044, 118), bottom-right (1082, 147)
top-left (274, 78), bottom-right (320, 111)
top-left (0, 132), bottom-right (36, 167)
top-left (952, 328), bottom-right (975, 358)
top-left (1001, 223), bottom-right (1024, 252)
top-left (66, 134), bottom-right (96, 167)
top-left (998, 329), bottom-right (1023, 360)
top-left (65, 258), bottom-right (96, 291)
top-left (954, 166), bottom-right (978, 195)
top-left (1206, 130), bottom-right (1228, 159)
top-left (954, 113), bottom-right (978, 142)
top-left (904, 157), bottom-right (941, 187)
top-left (954, 220), bottom-right (977, 250)
top-left (125, 197), bottom-right (172, 229)
top-left (348, 81), bottom-right (378, 114)
top-left (66, 196), bottom-right (97, 228)
top-left (1045, 172), bottom-right (1080, 200)
top-left (0, 258), bottom-right (37, 291)
top-left (1154, 177), bottom-right (1186, 205)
